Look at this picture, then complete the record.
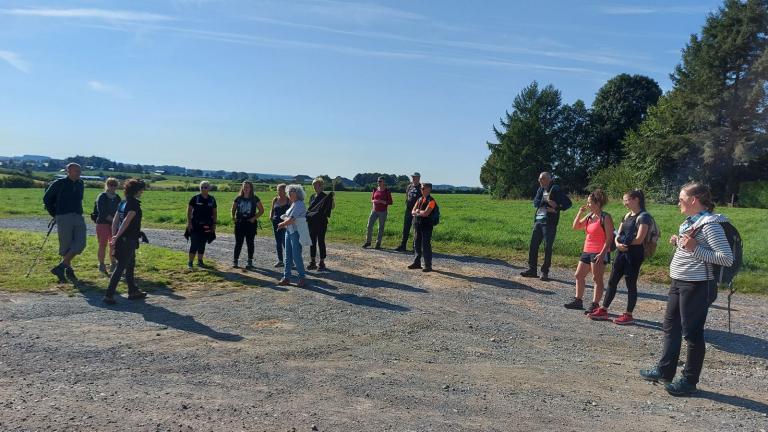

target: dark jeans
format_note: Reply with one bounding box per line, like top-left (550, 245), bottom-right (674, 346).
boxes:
top-left (309, 218), bottom-right (328, 261)
top-left (106, 237), bottom-right (139, 297)
top-left (527, 220), bottom-right (558, 274)
top-left (603, 246), bottom-right (644, 312)
top-left (657, 279), bottom-right (714, 384)
top-left (413, 223), bottom-right (433, 268)
top-left (400, 204), bottom-right (416, 248)
top-left (272, 219), bottom-right (285, 263)
top-left (234, 221), bottom-right (256, 262)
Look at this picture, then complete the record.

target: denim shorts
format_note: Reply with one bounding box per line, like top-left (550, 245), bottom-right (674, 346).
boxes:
top-left (580, 252), bottom-right (610, 265)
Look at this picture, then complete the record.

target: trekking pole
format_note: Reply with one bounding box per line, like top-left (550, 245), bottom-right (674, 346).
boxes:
top-left (26, 218), bottom-right (56, 278)
top-left (727, 281), bottom-right (734, 334)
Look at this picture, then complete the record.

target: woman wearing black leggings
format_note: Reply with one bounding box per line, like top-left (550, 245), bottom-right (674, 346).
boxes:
top-left (588, 190), bottom-right (650, 325)
top-left (231, 181), bottom-right (264, 269)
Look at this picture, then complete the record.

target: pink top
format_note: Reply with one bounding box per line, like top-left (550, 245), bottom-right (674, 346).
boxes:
top-left (371, 188), bottom-right (393, 212)
top-left (583, 215), bottom-right (607, 253)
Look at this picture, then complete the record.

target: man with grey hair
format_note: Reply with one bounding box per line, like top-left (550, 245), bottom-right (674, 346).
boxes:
top-left (520, 171), bottom-right (571, 281)
top-left (43, 162), bottom-right (86, 283)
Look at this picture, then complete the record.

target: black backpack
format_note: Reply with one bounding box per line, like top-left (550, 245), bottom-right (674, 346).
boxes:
top-left (710, 221), bottom-right (743, 286)
top-left (430, 199), bottom-right (440, 226)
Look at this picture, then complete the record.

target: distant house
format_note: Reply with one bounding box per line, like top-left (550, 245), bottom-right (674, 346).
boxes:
top-left (56, 174), bottom-right (104, 180)
top-left (154, 170), bottom-right (166, 175)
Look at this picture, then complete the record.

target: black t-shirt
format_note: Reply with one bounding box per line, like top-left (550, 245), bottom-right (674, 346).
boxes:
top-left (189, 194), bottom-right (217, 224)
top-left (118, 197), bottom-right (142, 240)
top-left (309, 192), bottom-right (332, 219)
top-left (618, 212), bottom-right (651, 246)
top-left (234, 195), bottom-right (261, 220)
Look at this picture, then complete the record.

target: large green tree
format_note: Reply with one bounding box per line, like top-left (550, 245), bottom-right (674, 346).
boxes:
top-left (625, 0), bottom-right (768, 202)
top-left (591, 74), bottom-right (662, 169)
top-left (481, 81), bottom-right (562, 198)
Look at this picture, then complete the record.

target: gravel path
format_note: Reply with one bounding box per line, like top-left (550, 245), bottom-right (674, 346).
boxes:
top-left (1, 217), bottom-right (767, 431)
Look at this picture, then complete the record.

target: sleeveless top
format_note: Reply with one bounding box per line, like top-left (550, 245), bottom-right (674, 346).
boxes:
top-left (272, 197), bottom-right (291, 223)
top-left (583, 214), bottom-right (607, 253)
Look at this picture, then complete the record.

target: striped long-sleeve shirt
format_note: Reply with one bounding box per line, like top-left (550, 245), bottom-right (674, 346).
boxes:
top-left (669, 214), bottom-right (734, 281)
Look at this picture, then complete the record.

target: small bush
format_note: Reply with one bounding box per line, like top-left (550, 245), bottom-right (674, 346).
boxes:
top-left (0, 175), bottom-right (38, 188)
top-left (588, 164), bottom-right (642, 199)
top-left (740, 181), bottom-right (768, 209)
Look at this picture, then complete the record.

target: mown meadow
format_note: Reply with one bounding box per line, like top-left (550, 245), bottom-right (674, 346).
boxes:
top-left (1, 187), bottom-right (766, 292)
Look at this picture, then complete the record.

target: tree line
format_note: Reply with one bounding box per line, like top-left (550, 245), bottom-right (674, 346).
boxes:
top-left (481, 0), bottom-right (768, 205)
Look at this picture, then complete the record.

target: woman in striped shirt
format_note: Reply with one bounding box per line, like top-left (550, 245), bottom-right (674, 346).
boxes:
top-left (640, 182), bottom-right (733, 396)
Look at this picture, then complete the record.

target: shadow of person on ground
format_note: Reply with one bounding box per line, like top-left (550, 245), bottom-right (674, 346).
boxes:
top-left (619, 289), bottom-right (732, 311)
top-left (133, 277), bottom-right (186, 300)
top-left (630, 317), bottom-right (768, 361)
top-left (369, 247), bottom-right (524, 269)
top-left (73, 280), bottom-right (244, 342)
top-left (433, 270), bottom-right (554, 295)
top-left (302, 279), bottom-right (410, 312)
top-left (694, 390), bottom-right (768, 415)
top-left (215, 269), bottom-right (289, 292)
top-left (312, 269), bottom-right (427, 293)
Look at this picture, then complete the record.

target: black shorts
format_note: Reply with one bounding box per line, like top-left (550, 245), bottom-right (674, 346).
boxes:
top-left (580, 252), bottom-right (610, 265)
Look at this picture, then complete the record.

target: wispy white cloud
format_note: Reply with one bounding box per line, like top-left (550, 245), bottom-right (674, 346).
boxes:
top-left (1, 8), bottom-right (174, 22)
top-left (599, 5), bottom-right (711, 15)
top-left (88, 80), bottom-right (132, 99)
top-left (298, 0), bottom-right (424, 22)
top-left (0, 50), bottom-right (30, 73)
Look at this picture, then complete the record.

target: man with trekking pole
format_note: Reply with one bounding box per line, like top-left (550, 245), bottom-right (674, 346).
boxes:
top-left (42, 163), bottom-right (87, 283)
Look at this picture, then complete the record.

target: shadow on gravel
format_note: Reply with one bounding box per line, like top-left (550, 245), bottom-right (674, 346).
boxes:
top-left (620, 289), bottom-right (732, 311)
top-left (303, 279), bottom-right (410, 312)
top-left (694, 390), bottom-right (768, 415)
top-left (75, 281), bottom-right (244, 342)
top-left (433, 270), bottom-right (554, 295)
top-left (217, 269), bottom-right (289, 292)
top-left (312, 269), bottom-right (427, 293)
top-left (365, 247), bottom-right (523, 269)
top-left (632, 318), bottom-right (768, 361)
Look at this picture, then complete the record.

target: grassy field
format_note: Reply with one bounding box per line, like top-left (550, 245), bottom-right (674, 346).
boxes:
top-left (1, 188), bottom-right (766, 292)
top-left (0, 229), bottom-right (252, 292)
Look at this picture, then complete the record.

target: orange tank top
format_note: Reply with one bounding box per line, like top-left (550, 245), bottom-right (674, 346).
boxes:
top-left (583, 214), bottom-right (606, 253)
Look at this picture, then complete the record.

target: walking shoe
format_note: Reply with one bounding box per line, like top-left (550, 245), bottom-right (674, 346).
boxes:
top-left (64, 266), bottom-right (78, 282)
top-left (318, 261), bottom-right (327, 271)
top-left (613, 313), bottom-right (635, 325)
top-left (187, 261), bottom-right (194, 269)
top-left (102, 296), bottom-right (116, 305)
top-left (665, 377), bottom-right (697, 396)
top-left (564, 298), bottom-right (584, 310)
top-left (232, 260), bottom-right (239, 268)
top-left (274, 261), bottom-right (284, 268)
top-left (422, 267), bottom-right (433, 273)
top-left (374, 244), bottom-right (382, 250)
top-left (395, 245), bottom-right (406, 252)
top-left (588, 307), bottom-right (610, 321)
top-left (98, 263), bottom-right (108, 275)
top-left (277, 278), bottom-right (290, 286)
top-left (407, 262), bottom-right (422, 270)
top-left (197, 260), bottom-right (206, 268)
top-left (361, 243), bottom-right (371, 249)
top-left (307, 261), bottom-right (318, 270)
top-left (639, 368), bottom-right (671, 384)
top-left (539, 272), bottom-right (550, 281)
top-left (128, 291), bottom-right (147, 300)
top-left (296, 278), bottom-right (307, 288)
top-left (520, 270), bottom-right (538, 278)
top-left (246, 260), bottom-right (255, 270)
top-left (584, 302), bottom-right (599, 315)
top-left (51, 265), bottom-right (67, 283)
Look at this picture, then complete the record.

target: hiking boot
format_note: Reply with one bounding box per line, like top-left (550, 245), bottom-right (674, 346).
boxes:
top-left (187, 261), bottom-right (194, 269)
top-left (564, 298), bottom-right (584, 310)
top-left (64, 266), bottom-right (78, 282)
top-left (318, 261), bottom-right (327, 271)
top-left (98, 263), bottom-right (108, 275)
top-left (639, 368), bottom-right (671, 384)
top-left (584, 302), bottom-right (599, 315)
top-left (296, 278), bottom-right (307, 288)
top-left (665, 377), bottom-right (697, 396)
top-left (277, 278), bottom-right (290, 286)
top-left (520, 270), bottom-right (538, 278)
top-left (422, 267), bottom-right (433, 273)
top-left (361, 243), bottom-right (371, 249)
top-left (613, 313), bottom-right (635, 325)
top-left (588, 307), bottom-right (610, 321)
top-left (102, 296), bottom-right (116, 305)
top-left (307, 261), bottom-right (318, 270)
top-left (407, 262), bottom-right (422, 270)
top-left (128, 291), bottom-right (147, 300)
top-left (197, 260), bottom-right (206, 268)
top-left (274, 261), bottom-right (284, 268)
top-left (246, 260), bottom-right (255, 270)
top-left (232, 260), bottom-right (239, 268)
top-left (395, 245), bottom-right (406, 252)
top-left (539, 272), bottom-right (550, 281)
top-left (374, 244), bottom-right (382, 250)
top-left (51, 265), bottom-right (67, 283)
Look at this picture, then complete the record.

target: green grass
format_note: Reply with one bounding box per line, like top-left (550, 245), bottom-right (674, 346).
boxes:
top-left (1, 188), bottom-right (766, 292)
top-left (0, 229), bottom-right (235, 293)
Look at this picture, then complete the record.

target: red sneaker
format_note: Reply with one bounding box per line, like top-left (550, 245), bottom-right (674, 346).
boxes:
top-left (613, 313), bottom-right (634, 325)
top-left (588, 307), bottom-right (610, 321)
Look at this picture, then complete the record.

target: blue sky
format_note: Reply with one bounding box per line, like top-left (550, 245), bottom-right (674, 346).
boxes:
top-left (0, 0), bottom-right (722, 185)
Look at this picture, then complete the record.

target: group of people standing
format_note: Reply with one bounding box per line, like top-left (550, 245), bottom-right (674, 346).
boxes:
top-left (41, 165), bottom-right (736, 397)
top-left (521, 171), bottom-right (735, 396)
